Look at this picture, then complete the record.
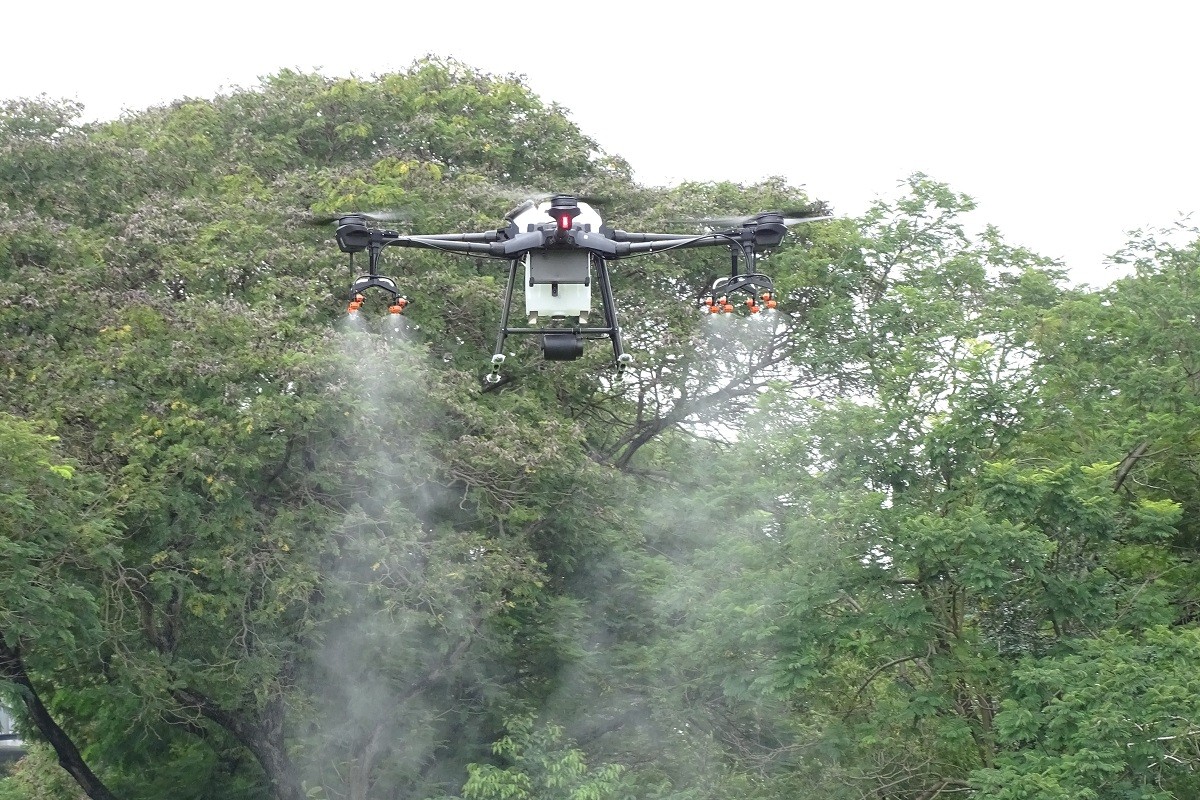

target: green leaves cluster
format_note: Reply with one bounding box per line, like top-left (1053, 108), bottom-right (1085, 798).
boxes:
top-left (460, 716), bottom-right (625, 800)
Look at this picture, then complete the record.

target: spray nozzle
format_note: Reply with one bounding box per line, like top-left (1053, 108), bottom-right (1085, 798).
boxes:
top-left (699, 289), bottom-right (777, 315)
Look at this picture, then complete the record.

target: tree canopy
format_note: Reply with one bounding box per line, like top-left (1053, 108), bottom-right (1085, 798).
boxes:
top-left (2, 57), bottom-right (1199, 800)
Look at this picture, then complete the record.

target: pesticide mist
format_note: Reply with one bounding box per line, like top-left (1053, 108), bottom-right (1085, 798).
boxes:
top-left (287, 298), bottom-right (810, 800)
top-left (300, 312), bottom-right (488, 800)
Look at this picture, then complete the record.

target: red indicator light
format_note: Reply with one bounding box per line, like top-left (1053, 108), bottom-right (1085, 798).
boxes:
top-left (558, 214), bottom-right (571, 230)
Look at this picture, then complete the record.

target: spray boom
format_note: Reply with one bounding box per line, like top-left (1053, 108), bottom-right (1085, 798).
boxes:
top-left (699, 275), bottom-right (777, 315)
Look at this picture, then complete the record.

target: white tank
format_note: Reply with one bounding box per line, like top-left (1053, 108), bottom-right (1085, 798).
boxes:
top-left (510, 201), bottom-right (603, 323)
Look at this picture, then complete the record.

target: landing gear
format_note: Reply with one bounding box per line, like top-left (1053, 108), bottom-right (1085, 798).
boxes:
top-left (487, 254), bottom-right (631, 380)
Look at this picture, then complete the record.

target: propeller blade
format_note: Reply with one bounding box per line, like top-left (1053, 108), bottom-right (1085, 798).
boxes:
top-left (780, 214), bottom-right (835, 227)
top-left (358, 210), bottom-right (411, 223)
top-left (680, 210), bottom-right (834, 230)
top-left (503, 199), bottom-right (537, 221)
top-left (303, 209), bottom-right (413, 226)
top-left (500, 191), bottom-right (611, 219)
top-left (697, 215), bottom-right (750, 228)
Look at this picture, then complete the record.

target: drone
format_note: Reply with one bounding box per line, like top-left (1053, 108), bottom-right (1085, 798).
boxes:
top-left (330, 195), bottom-right (829, 382)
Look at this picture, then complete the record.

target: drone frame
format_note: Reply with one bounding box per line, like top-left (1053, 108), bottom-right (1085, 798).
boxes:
top-left (331, 196), bottom-right (826, 381)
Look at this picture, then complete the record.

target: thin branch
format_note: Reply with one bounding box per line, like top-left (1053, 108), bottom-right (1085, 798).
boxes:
top-left (849, 655), bottom-right (926, 707)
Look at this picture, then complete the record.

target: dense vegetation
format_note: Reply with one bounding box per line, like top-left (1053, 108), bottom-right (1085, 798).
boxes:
top-left (2, 57), bottom-right (1199, 800)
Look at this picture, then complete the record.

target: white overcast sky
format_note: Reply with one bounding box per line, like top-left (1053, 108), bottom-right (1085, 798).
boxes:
top-left (3, 1), bottom-right (1198, 286)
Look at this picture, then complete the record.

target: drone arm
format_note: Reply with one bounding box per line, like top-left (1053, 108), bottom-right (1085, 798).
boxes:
top-left (608, 230), bottom-right (702, 243)
top-left (404, 231), bottom-right (505, 242)
top-left (616, 234), bottom-right (739, 257)
top-left (337, 219), bottom-right (512, 253)
top-left (382, 235), bottom-right (510, 257)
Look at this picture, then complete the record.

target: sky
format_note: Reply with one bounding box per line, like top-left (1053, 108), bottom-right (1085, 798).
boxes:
top-left (3, 1), bottom-right (1198, 287)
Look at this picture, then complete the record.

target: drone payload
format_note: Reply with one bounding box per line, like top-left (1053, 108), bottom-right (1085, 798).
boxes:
top-left (508, 197), bottom-right (605, 361)
top-left (329, 195), bottom-right (828, 381)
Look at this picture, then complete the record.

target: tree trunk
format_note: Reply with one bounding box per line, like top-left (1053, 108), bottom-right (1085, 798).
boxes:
top-left (0, 637), bottom-right (120, 800)
top-left (172, 687), bottom-right (305, 800)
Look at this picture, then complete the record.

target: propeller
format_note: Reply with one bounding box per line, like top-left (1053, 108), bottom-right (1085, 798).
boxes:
top-left (302, 209), bottom-right (414, 227)
top-left (688, 209), bottom-right (834, 229)
top-left (501, 191), bottom-right (613, 221)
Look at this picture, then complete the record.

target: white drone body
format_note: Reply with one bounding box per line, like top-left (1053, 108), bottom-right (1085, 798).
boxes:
top-left (509, 200), bottom-right (604, 324)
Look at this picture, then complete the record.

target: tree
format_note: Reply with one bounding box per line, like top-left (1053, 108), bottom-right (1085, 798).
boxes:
top-left (9, 55), bottom-right (1199, 800)
top-left (0, 414), bottom-right (118, 800)
top-left (0, 60), bottom-right (634, 800)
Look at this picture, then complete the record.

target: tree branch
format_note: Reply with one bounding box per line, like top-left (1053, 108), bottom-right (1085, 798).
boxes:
top-left (848, 655), bottom-right (927, 711)
top-left (0, 637), bottom-right (120, 800)
top-left (1114, 439), bottom-right (1150, 493)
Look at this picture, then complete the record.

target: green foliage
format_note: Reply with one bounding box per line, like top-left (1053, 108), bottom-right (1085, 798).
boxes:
top-left (0, 57), bottom-right (617, 800)
top-left (975, 627), bottom-right (1200, 799)
top-left (458, 716), bottom-right (624, 800)
top-left (0, 744), bottom-right (82, 800)
top-left (3, 54), bottom-right (1200, 800)
top-left (0, 412), bottom-right (115, 649)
